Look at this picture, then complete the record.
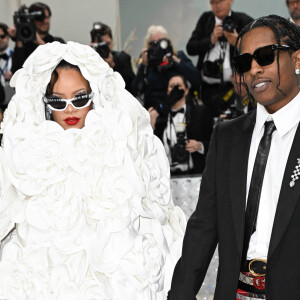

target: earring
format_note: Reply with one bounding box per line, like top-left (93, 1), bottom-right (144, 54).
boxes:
top-left (296, 69), bottom-right (300, 75)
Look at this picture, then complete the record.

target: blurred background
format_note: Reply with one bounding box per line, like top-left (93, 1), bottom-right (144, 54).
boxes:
top-left (0, 0), bottom-right (291, 64)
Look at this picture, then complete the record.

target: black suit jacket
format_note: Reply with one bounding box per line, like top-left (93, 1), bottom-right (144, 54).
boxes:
top-left (186, 11), bottom-right (253, 71)
top-left (112, 50), bottom-right (135, 93)
top-left (154, 101), bottom-right (213, 174)
top-left (170, 109), bottom-right (300, 299)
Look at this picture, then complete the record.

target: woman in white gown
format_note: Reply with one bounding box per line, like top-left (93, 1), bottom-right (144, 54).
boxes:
top-left (0, 42), bottom-right (186, 300)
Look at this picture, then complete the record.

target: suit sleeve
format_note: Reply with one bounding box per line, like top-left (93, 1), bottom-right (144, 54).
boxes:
top-left (186, 13), bottom-right (214, 57)
top-left (174, 51), bottom-right (201, 87)
top-left (169, 123), bottom-right (219, 300)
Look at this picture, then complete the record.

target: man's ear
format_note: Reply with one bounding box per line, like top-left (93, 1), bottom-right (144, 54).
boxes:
top-left (292, 50), bottom-right (300, 69)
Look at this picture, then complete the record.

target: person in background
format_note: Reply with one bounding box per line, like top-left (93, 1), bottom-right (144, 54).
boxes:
top-left (186, 0), bottom-right (252, 116)
top-left (286, 0), bottom-right (300, 25)
top-left (149, 74), bottom-right (213, 175)
top-left (90, 22), bottom-right (135, 93)
top-left (0, 22), bottom-right (14, 111)
top-left (132, 25), bottom-right (201, 110)
top-left (11, 2), bottom-right (65, 73)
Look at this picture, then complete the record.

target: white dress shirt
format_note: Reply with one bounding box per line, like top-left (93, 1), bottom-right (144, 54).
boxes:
top-left (247, 92), bottom-right (300, 260)
top-left (202, 13), bottom-right (232, 84)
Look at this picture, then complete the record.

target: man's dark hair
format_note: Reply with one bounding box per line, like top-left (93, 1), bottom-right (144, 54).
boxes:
top-left (234, 14), bottom-right (300, 101)
top-left (0, 23), bottom-right (8, 35)
top-left (90, 22), bottom-right (112, 42)
top-left (29, 2), bottom-right (52, 17)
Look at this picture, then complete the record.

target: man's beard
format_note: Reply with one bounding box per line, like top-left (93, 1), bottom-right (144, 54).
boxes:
top-left (290, 9), bottom-right (300, 20)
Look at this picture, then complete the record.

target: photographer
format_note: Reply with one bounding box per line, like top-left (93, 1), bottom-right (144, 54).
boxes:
top-left (149, 74), bottom-right (213, 175)
top-left (90, 22), bottom-right (135, 93)
top-left (0, 22), bottom-right (14, 111)
top-left (132, 25), bottom-right (201, 110)
top-left (11, 2), bottom-right (64, 73)
top-left (186, 0), bottom-right (252, 116)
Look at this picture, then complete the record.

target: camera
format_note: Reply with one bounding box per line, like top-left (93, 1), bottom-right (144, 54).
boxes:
top-left (13, 5), bottom-right (45, 43)
top-left (171, 131), bottom-right (189, 165)
top-left (147, 38), bottom-right (173, 70)
top-left (90, 22), bottom-right (110, 59)
top-left (222, 16), bottom-right (237, 33)
top-left (202, 59), bottom-right (223, 79)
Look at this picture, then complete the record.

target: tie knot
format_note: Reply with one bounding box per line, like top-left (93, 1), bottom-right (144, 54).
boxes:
top-left (264, 120), bottom-right (276, 137)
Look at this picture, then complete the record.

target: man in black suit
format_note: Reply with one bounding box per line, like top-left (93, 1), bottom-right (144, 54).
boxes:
top-left (186, 0), bottom-right (252, 116)
top-left (169, 15), bottom-right (300, 299)
top-left (12, 2), bottom-right (65, 73)
top-left (149, 74), bottom-right (213, 175)
top-left (90, 22), bottom-right (135, 93)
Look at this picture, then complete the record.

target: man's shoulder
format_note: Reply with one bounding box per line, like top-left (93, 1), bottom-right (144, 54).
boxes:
top-left (218, 109), bottom-right (256, 133)
top-left (231, 11), bottom-right (254, 24)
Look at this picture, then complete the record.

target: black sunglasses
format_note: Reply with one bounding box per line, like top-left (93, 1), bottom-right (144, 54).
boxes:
top-left (232, 44), bottom-right (290, 74)
top-left (0, 34), bottom-right (6, 39)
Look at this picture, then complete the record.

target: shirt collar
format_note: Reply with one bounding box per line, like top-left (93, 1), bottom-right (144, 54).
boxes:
top-left (215, 11), bottom-right (232, 24)
top-left (255, 92), bottom-right (300, 137)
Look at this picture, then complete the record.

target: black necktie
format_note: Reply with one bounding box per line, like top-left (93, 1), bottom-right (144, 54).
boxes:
top-left (242, 120), bottom-right (276, 263)
top-left (0, 53), bottom-right (8, 60)
top-left (171, 107), bottom-right (184, 118)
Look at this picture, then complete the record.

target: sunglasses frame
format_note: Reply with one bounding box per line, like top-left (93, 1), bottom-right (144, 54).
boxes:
top-left (232, 44), bottom-right (290, 74)
top-left (0, 34), bottom-right (7, 39)
top-left (43, 92), bottom-right (94, 111)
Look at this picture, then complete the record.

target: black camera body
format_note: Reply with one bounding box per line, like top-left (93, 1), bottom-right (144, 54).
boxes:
top-left (222, 16), bottom-right (237, 33)
top-left (147, 38), bottom-right (173, 70)
top-left (13, 5), bottom-right (45, 43)
top-left (202, 59), bottom-right (223, 79)
top-left (90, 23), bottom-right (110, 59)
top-left (91, 41), bottom-right (110, 59)
top-left (171, 131), bottom-right (189, 164)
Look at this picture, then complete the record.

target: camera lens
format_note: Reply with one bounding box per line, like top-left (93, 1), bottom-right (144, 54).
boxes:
top-left (20, 25), bottom-right (33, 39)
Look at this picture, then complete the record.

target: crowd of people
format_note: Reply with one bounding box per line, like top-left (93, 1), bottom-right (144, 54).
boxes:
top-left (1, 1), bottom-right (300, 299)
top-left (0, 1), bottom-right (297, 176)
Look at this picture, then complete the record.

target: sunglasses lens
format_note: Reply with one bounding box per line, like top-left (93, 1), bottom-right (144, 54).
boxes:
top-left (72, 98), bottom-right (90, 108)
top-left (233, 53), bottom-right (252, 74)
top-left (48, 100), bottom-right (67, 110)
top-left (255, 46), bottom-right (275, 66)
top-left (0, 34), bottom-right (6, 39)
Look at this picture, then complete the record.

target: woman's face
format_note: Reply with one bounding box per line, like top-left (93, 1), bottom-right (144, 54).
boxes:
top-left (167, 75), bottom-right (188, 97)
top-left (50, 68), bottom-right (93, 130)
top-left (241, 26), bottom-right (300, 113)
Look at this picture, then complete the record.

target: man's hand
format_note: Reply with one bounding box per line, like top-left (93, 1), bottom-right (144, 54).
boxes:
top-left (104, 52), bottom-right (115, 68)
top-left (211, 23), bottom-right (223, 44)
top-left (186, 139), bottom-right (202, 153)
top-left (35, 32), bottom-right (45, 45)
top-left (223, 29), bottom-right (238, 46)
top-left (141, 48), bottom-right (148, 66)
top-left (148, 107), bottom-right (159, 129)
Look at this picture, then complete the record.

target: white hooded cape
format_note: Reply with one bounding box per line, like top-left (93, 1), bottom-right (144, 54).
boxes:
top-left (0, 42), bottom-right (186, 300)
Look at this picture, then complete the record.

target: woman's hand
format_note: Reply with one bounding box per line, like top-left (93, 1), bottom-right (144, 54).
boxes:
top-left (141, 48), bottom-right (148, 66)
top-left (186, 139), bottom-right (202, 153)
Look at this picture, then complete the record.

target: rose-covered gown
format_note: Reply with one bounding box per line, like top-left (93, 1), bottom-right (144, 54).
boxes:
top-left (0, 42), bottom-right (186, 300)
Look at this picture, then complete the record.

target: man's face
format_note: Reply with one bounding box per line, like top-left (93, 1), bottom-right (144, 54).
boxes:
top-left (0, 28), bottom-right (9, 52)
top-left (287, 0), bottom-right (300, 20)
top-left (100, 34), bottom-right (113, 50)
top-left (240, 26), bottom-right (299, 114)
top-left (210, 0), bottom-right (233, 20)
top-left (33, 9), bottom-right (50, 35)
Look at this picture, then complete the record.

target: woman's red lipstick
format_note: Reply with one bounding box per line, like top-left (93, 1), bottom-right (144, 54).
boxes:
top-left (65, 117), bottom-right (80, 125)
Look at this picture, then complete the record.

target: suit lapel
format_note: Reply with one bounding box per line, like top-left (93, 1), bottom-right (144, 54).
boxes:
top-left (230, 111), bottom-right (256, 256)
top-left (268, 123), bottom-right (300, 259)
